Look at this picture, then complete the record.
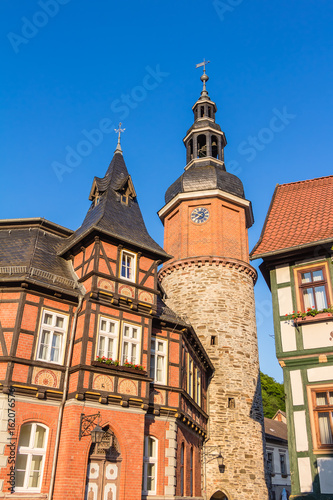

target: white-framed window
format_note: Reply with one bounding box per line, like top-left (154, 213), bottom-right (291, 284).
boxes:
top-left (142, 436), bottom-right (158, 495)
top-left (96, 316), bottom-right (119, 360)
top-left (36, 310), bottom-right (68, 364)
top-left (150, 338), bottom-right (167, 384)
top-left (120, 250), bottom-right (136, 282)
top-left (15, 423), bottom-right (48, 492)
top-left (121, 323), bottom-right (141, 364)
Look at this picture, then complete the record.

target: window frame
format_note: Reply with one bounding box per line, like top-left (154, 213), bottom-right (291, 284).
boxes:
top-left (121, 322), bottom-right (141, 365)
top-left (96, 315), bottom-right (119, 360)
top-left (279, 452), bottom-right (287, 477)
top-left (120, 249), bottom-right (137, 282)
top-left (309, 385), bottom-right (333, 451)
top-left (266, 449), bottom-right (274, 476)
top-left (188, 357), bottom-right (194, 399)
top-left (190, 447), bottom-right (193, 497)
top-left (150, 337), bottom-right (167, 385)
top-left (15, 422), bottom-right (49, 492)
top-left (294, 262), bottom-right (331, 312)
top-left (36, 309), bottom-right (68, 365)
top-left (142, 436), bottom-right (158, 495)
top-left (180, 442), bottom-right (184, 497)
top-left (195, 368), bottom-right (202, 406)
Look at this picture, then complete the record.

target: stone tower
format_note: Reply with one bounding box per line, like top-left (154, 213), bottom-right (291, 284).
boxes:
top-left (158, 67), bottom-right (269, 500)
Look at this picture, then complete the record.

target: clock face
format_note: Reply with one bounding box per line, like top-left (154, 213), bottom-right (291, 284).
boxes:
top-left (190, 207), bottom-right (210, 224)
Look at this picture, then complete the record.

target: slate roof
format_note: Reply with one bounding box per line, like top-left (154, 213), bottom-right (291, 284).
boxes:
top-left (165, 164), bottom-right (245, 204)
top-left (155, 296), bottom-right (188, 326)
top-left (264, 417), bottom-right (288, 443)
top-left (60, 152), bottom-right (170, 260)
top-left (251, 175), bottom-right (333, 259)
top-left (0, 219), bottom-right (80, 293)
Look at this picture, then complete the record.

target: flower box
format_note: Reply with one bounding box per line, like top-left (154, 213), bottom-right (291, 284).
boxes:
top-left (91, 360), bottom-right (147, 376)
top-left (293, 312), bottom-right (333, 325)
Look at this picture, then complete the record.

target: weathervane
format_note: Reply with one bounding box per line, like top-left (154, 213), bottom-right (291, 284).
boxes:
top-left (196, 58), bottom-right (210, 74)
top-left (196, 59), bottom-right (210, 95)
top-left (114, 122), bottom-right (125, 153)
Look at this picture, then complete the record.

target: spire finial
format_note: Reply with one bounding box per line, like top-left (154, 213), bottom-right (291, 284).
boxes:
top-left (114, 122), bottom-right (126, 154)
top-left (196, 59), bottom-right (210, 96)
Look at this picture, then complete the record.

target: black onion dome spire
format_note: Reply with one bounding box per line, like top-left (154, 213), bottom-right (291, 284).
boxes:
top-left (165, 65), bottom-right (245, 204)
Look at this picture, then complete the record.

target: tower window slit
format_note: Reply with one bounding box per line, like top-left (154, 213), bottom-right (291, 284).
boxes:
top-left (211, 135), bottom-right (218, 159)
top-left (200, 106), bottom-right (204, 117)
top-left (211, 335), bottom-right (216, 345)
top-left (197, 134), bottom-right (207, 158)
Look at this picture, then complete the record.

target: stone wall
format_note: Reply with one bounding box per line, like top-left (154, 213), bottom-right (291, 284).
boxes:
top-left (160, 257), bottom-right (270, 500)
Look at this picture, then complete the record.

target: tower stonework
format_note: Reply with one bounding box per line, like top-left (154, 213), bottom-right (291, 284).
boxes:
top-left (158, 70), bottom-right (270, 500)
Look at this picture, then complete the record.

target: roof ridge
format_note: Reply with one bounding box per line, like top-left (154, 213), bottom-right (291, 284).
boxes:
top-left (278, 174), bottom-right (333, 188)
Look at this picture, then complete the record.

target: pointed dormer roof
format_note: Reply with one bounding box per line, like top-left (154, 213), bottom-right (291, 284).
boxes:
top-left (60, 151), bottom-right (170, 260)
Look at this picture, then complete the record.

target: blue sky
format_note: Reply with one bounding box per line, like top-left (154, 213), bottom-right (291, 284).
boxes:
top-left (1, 1), bottom-right (333, 382)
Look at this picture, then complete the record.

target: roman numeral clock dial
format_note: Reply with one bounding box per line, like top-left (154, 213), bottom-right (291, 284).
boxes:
top-left (190, 207), bottom-right (210, 224)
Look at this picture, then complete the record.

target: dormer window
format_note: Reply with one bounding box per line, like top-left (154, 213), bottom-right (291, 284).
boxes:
top-left (121, 194), bottom-right (128, 205)
top-left (120, 250), bottom-right (136, 281)
top-left (95, 195), bottom-right (101, 206)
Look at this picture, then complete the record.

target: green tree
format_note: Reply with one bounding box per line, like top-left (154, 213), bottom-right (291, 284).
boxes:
top-left (260, 371), bottom-right (286, 419)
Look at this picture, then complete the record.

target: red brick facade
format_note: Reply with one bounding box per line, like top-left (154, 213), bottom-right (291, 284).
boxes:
top-left (0, 220), bottom-right (212, 500)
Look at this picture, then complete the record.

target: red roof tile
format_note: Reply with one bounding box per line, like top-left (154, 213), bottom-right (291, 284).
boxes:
top-left (251, 175), bottom-right (333, 258)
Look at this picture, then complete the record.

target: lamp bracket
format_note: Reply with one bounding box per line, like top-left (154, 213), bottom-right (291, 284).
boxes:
top-left (79, 412), bottom-right (100, 440)
top-left (202, 445), bottom-right (223, 464)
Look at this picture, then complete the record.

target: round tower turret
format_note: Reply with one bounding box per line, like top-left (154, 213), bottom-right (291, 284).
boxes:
top-left (158, 65), bottom-right (270, 500)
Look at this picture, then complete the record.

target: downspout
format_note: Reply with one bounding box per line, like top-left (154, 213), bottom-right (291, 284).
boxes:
top-left (48, 295), bottom-right (84, 499)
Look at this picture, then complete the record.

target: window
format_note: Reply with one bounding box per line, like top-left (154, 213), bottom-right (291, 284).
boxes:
top-left (311, 388), bottom-right (333, 449)
top-left (120, 250), bottom-right (136, 281)
top-left (190, 447), bottom-right (193, 497)
top-left (195, 369), bottom-right (201, 406)
top-left (150, 338), bottom-right (167, 384)
top-left (121, 323), bottom-right (141, 364)
top-left (96, 316), bottom-right (119, 360)
top-left (36, 310), bottom-right (68, 364)
top-left (180, 442), bottom-right (184, 496)
top-left (142, 436), bottom-right (157, 495)
top-left (188, 358), bottom-right (193, 398)
top-left (16, 423), bottom-right (48, 492)
top-left (297, 265), bottom-right (329, 311)
top-left (279, 453), bottom-right (287, 476)
top-left (267, 451), bottom-right (274, 475)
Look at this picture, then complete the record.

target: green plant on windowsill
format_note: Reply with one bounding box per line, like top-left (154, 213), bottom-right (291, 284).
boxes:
top-left (285, 305), bottom-right (333, 321)
top-left (95, 356), bottom-right (145, 371)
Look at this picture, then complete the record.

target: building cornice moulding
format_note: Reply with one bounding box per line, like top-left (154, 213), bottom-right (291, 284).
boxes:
top-left (158, 188), bottom-right (254, 228)
top-left (158, 255), bottom-right (257, 284)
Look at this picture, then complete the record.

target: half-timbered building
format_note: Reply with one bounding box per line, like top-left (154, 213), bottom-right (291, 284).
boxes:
top-left (0, 143), bottom-right (213, 500)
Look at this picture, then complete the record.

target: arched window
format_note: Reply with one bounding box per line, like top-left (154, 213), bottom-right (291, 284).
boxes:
top-left (211, 135), bottom-right (218, 158)
top-left (197, 135), bottom-right (207, 158)
top-left (16, 423), bottom-right (48, 492)
top-left (142, 436), bottom-right (158, 495)
top-left (190, 447), bottom-right (193, 496)
top-left (180, 442), bottom-right (184, 496)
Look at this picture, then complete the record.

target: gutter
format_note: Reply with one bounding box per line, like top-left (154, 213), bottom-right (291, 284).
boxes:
top-left (251, 237), bottom-right (333, 261)
top-left (48, 295), bottom-right (84, 500)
